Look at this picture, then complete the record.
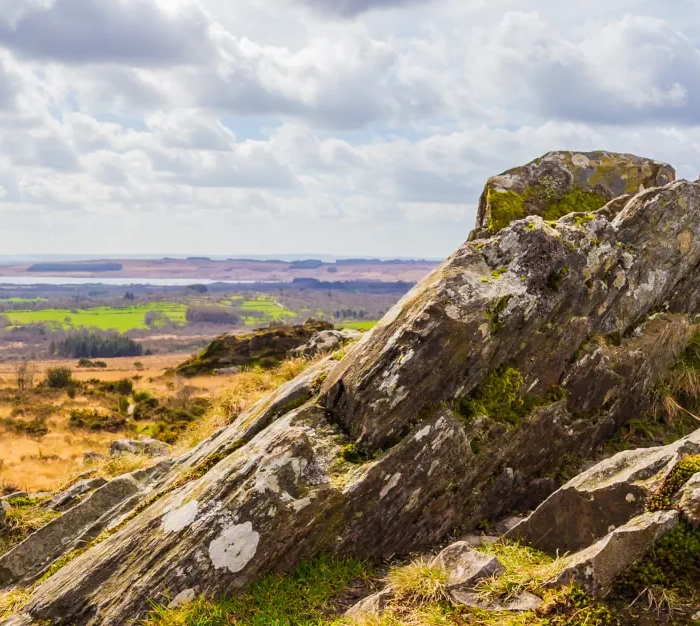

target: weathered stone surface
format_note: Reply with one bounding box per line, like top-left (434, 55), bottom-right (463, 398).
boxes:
top-left (43, 477), bottom-right (108, 512)
top-left (472, 151), bottom-right (675, 237)
top-left (290, 329), bottom-right (361, 358)
top-left (551, 510), bottom-right (679, 598)
top-left (507, 431), bottom-right (700, 554)
top-left (449, 589), bottom-right (543, 612)
top-left (110, 438), bottom-right (170, 458)
top-left (677, 472), bottom-right (700, 529)
top-left (0, 462), bottom-right (173, 586)
top-left (345, 588), bottom-right (393, 617)
top-left (431, 541), bottom-right (503, 589)
top-left (7, 157), bottom-right (700, 626)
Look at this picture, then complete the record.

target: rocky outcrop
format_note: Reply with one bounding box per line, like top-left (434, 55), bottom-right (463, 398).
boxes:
top-left (6, 152), bottom-right (700, 625)
top-left (110, 438), bottom-right (170, 458)
top-left (42, 477), bottom-right (107, 512)
top-left (0, 462), bottom-right (172, 586)
top-left (177, 320), bottom-right (333, 376)
top-left (290, 329), bottom-right (361, 358)
top-left (471, 151), bottom-right (675, 238)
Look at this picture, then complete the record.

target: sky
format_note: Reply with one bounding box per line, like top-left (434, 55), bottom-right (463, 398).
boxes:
top-left (0, 0), bottom-right (699, 259)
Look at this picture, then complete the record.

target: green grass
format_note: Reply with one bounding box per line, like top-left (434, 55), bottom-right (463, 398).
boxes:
top-left (143, 555), bottom-right (373, 626)
top-left (0, 297), bottom-right (47, 303)
top-left (338, 321), bottom-right (377, 331)
top-left (239, 297), bottom-right (295, 326)
top-left (2, 303), bottom-right (187, 333)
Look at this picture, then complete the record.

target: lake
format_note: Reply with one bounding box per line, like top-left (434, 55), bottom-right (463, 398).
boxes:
top-left (0, 277), bottom-right (257, 286)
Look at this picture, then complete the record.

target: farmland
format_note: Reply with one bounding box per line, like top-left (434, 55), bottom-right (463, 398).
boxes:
top-left (2, 303), bottom-right (188, 333)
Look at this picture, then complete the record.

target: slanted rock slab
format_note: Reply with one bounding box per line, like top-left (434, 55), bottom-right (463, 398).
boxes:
top-left (677, 473), bottom-right (700, 529)
top-left (431, 541), bottom-right (503, 589)
top-left (506, 432), bottom-right (700, 555)
top-left (551, 509), bottom-right (679, 598)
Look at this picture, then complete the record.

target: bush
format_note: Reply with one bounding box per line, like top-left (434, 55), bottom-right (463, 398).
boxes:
top-left (134, 361), bottom-right (145, 371)
top-left (44, 367), bottom-right (73, 389)
top-left (69, 409), bottom-right (125, 432)
top-left (1, 417), bottom-right (49, 437)
top-left (94, 361), bottom-right (108, 368)
top-left (77, 358), bottom-right (94, 368)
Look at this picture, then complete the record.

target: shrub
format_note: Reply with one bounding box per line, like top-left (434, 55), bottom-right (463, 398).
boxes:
top-left (69, 409), bottom-right (125, 432)
top-left (77, 358), bottom-right (94, 368)
top-left (134, 361), bottom-right (145, 371)
top-left (44, 367), bottom-right (73, 389)
top-left (1, 417), bottom-right (49, 437)
top-left (94, 361), bottom-right (108, 368)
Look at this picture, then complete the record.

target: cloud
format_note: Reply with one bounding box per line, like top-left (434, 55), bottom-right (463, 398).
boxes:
top-left (293, 0), bottom-right (435, 18)
top-left (0, 0), bottom-right (212, 65)
top-left (471, 12), bottom-right (700, 125)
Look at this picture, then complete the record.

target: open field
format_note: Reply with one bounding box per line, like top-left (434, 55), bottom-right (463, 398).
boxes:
top-left (338, 320), bottom-right (378, 330)
top-left (0, 354), bottom-right (313, 492)
top-left (2, 303), bottom-right (188, 333)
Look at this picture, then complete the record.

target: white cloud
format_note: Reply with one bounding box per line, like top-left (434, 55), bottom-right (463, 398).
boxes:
top-left (0, 1), bottom-right (698, 258)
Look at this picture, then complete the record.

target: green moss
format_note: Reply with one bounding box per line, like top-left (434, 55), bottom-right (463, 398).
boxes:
top-left (486, 188), bottom-right (526, 233)
top-left (484, 295), bottom-right (512, 334)
top-left (340, 443), bottom-right (371, 465)
top-left (458, 366), bottom-right (566, 428)
top-left (572, 212), bottom-right (596, 228)
top-left (614, 522), bottom-right (700, 605)
top-left (458, 366), bottom-right (525, 426)
top-left (541, 189), bottom-right (608, 221)
top-left (491, 267), bottom-right (508, 279)
top-left (646, 455), bottom-right (700, 512)
top-left (547, 266), bottom-right (570, 291)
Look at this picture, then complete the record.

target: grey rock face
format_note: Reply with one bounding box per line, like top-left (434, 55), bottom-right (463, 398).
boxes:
top-left (6, 156), bottom-right (700, 626)
top-left (430, 541), bottom-right (503, 589)
top-left (506, 432), bottom-right (700, 554)
top-left (110, 438), bottom-right (170, 458)
top-left (43, 478), bottom-right (108, 512)
top-left (290, 329), bottom-right (361, 358)
top-left (551, 510), bottom-right (679, 598)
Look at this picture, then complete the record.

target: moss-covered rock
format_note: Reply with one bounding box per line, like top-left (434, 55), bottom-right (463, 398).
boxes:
top-left (176, 320), bottom-right (333, 376)
top-left (472, 151), bottom-right (675, 237)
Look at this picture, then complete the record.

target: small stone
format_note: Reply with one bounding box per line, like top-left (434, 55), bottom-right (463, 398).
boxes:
top-left (345, 588), bottom-right (393, 617)
top-left (449, 589), bottom-right (543, 612)
top-left (83, 451), bottom-right (105, 464)
top-left (431, 542), bottom-right (504, 589)
top-left (110, 438), bottom-right (170, 458)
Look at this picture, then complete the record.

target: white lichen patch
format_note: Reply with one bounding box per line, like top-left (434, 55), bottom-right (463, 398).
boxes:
top-left (161, 500), bottom-right (199, 533)
top-left (380, 473), bottom-right (402, 498)
top-left (625, 493), bottom-right (636, 503)
top-left (209, 522), bottom-right (260, 573)
top-left (414, 425), bottom-right (432, 442)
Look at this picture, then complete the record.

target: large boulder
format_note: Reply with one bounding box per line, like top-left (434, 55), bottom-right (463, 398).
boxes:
top-left (471, 151), bottom-right (675, 238)
top-left (7, 155), bottom-right (700, 626)
top-left (290, 329), bottom-right (361, 358)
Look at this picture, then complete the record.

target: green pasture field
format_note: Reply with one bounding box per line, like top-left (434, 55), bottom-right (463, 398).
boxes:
top-left (1, 303), bottom-right (188, 333)
top-left (222, 295), bottom-right (296, 325)
top-left (338, 320), bottom-right (378, 330)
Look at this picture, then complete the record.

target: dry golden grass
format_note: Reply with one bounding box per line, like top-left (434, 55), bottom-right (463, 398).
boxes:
top-left (0, 355), bottom-right (318, 492)
top-left (175, 357), bottom-right (317, 451)
top-left (386, 558), bottom-right (449, 607)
